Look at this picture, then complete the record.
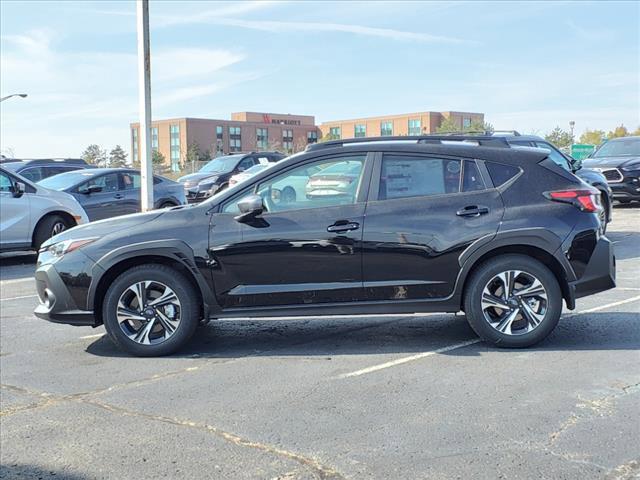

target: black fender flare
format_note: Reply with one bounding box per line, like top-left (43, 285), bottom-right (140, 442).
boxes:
top-left (88, 239), bottom-right (218, 319)
top-left (452, 228), bottom-right (577, 308)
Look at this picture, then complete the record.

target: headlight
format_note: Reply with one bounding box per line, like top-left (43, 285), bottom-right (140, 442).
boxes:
top-left (41, 237), bottom-right (98, 257)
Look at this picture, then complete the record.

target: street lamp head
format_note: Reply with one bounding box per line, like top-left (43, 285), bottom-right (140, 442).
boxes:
top-left (18, 94), bottom-right (28, 98)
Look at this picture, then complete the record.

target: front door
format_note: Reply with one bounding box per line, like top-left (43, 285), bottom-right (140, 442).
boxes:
top-left (208, 153), bottom-right (372, 309)
top-left (73, 172), bottom-right (124, 221)
top-left (0, 171), bottom-right (31, 248)
top-left (362, 153), bottom-right (504, 301)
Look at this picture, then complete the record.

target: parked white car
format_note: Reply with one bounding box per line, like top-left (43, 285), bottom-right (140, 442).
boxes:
top-left (0, 166), bottom-right (89, 252)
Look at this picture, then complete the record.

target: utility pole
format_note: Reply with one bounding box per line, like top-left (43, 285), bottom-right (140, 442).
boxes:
top-left (136, 0), bottom-right (153, 211)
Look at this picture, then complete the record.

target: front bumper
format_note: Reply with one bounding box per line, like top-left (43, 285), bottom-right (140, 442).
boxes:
top-left (34, 263), bottom-right (97, 327)
top-left (609, 175), bottom-right (640, 200)
top-left (569, 236), bottom-right (616, 300)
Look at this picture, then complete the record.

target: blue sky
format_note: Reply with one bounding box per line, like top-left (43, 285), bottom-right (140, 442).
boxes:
top-left (1, 0), bottom-right (638, 158)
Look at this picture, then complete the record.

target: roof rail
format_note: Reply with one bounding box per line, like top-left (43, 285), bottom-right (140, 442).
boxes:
top-left (491, 130), bottom-right (521, 136)
top-left (22, 158), bottom-right (87, 165)
top-left (306, 135), bottom-right (510, 151)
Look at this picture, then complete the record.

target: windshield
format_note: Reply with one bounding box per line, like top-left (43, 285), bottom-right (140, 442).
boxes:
top-left (38, 170), bottom-right (96, 190)
top-left (199, 155), bottom-right (244, 173)
top-left (593, 138), bottom-right (640, 157)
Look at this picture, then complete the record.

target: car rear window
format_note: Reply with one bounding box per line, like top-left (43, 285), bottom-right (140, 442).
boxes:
top-left (485, 162), bottom-right (521, 187)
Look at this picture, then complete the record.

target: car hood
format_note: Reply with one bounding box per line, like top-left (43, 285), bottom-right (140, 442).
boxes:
top-left (582, 156), bottom-right (640, 169)
top-left (178, 172), bottom-right (220, 185)
top-left (41, 209), bottom-right (164, 248)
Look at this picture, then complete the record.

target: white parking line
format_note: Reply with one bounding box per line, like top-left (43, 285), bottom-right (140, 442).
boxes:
top-left (0, 294), bottom-right (38, 302)
top-left (336, 295), bottom-right (640, 379)
top-left (0, 277), bottom-right (34, 285)
top-left (336, 339), bottom-right (481, 379)
top-left (80, 333), bottom-right (105, 340)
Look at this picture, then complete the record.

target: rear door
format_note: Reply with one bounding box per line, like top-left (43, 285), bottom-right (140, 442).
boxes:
top-left (362, 153), bottom-right (504, 301)
top-left (119, 171), bottom-right (142, 215)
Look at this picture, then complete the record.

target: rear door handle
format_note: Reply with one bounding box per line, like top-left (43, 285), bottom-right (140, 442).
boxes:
top-left (114, 193), bottom-right (124, 199)
top-left (456, 205), bottom-right (489, 217)
top-left (327, 221), bottom-right (360, 233)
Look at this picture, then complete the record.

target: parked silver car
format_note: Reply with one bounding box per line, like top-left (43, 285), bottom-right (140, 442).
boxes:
top-left (0, 166), bottom-right (89, 252)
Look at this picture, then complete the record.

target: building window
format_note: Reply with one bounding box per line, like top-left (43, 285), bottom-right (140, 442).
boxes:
top-left (354, 124), bottom-right (366, 138)
top-left (329, 127), bottom-right (341, 139)
top-left (463, 117), bottom-right (472, 128)
top-left (307, 131), bottom-right (318, 144)
top-left (151, 127), bottom-right (159, 151)
top-left (229, 126), bottom-right (242, 152)
top-left (408, 119), bottom-right (421, 136)
top-left (282, 129), bottom-right (293, 153)
top-left (216, 126), bottom-right (224, 156)
top-left (170, 124), bottom-right (180, 172)
top-left (380, 121), bottom-right (393, 136)
top-left (256, 128), bottom-right (268, 150)
top-left (132, 128), bottom-right (138, 163)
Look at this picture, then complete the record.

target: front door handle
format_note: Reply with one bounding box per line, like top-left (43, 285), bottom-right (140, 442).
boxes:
top-left (327, 221), bottom-right (360, 233)
top-left (456, 205), bottom-right (489, 217)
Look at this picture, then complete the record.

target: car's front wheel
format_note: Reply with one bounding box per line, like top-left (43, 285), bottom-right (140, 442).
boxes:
top-left (102, 265), bottom-right (200, 356)
top-left (463, 255), bottom-right (562, 348)
top-left (33, 214), bottom-right (71, 250)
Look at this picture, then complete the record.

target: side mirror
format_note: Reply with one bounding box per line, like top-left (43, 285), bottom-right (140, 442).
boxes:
top-left (79, 185), bottom-right (103, 194)
top-left (12, 182), bottom-right (25, 198)
top-left (234, 194), bottom-right (264, 222)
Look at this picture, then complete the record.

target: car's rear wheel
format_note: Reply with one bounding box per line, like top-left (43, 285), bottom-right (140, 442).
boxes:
top-left (102, 265), bottom-right (200, 356)
top-left (160, 201), bottom-right (177, 209)
top-left (33, 214), bottom-right (71, 250)
top-left (599, 192), bottom-right (609, 234)
top-left (463, 255), bottom-right (562, 348)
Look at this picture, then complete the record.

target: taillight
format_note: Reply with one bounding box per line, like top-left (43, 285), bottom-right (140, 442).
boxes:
top-left (544, 189), bottom-right (600, 213)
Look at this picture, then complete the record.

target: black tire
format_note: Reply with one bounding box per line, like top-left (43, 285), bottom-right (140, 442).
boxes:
top-left (160, 202), bottom-right (177, 209)
top-left (102, 264), bottom-right (200, 356)
top-left (599, 192), bottom-right (609, 234)
top-left (33, 214), bottom-right (71, 250)
top-left (463, 254), bottom-right (562, 348)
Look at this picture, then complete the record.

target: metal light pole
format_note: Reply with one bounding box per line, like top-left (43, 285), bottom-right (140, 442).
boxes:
top-left (569, 120), bottom-right (575, 144)
top-left (136, 0), bottom-right (153, 211)
top-left (0, 93), bottom-right (28, 103)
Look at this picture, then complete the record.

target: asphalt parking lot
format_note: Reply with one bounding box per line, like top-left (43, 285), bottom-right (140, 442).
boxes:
top-left (1, 205), bottom-right (639, 480)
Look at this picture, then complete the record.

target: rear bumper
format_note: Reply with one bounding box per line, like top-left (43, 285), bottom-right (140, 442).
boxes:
top-left (569, 236), bottom-right (616, 300)
top-left (33, 263), bottom-right (97, 327)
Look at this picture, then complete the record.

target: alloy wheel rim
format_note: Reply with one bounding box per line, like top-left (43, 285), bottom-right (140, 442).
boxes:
top-left (481, 270), bottom-right (548, 336)
top-left (117, 281), bottom-right (181, 345)
top-left (51, 222), bottom-right (66, 236)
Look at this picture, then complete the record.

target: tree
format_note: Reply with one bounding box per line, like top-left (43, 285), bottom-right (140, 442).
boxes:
top-left (109, 145), bottom-right (128, 167)
top-left (152, 149), bottom-right (166, 166)
top-left (436, 118), bottom-right (493, 134)
top-left (579, 129), bottom-right (605, 146)
top-left (607, 124), bottom-right (629, 139)
top-left (81, 144), bottom-right (107, 166)
top-left (319, 132), bottom-right (340, 142)
top-left (633, 126), bottom-right (640, 136)
top-left (544, 127), bottom-right (573, 149)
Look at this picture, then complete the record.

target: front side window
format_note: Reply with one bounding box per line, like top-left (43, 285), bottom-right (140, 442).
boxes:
top-left (237, 157), bottom-right (255, 171)
top-left (0, 172), bottom-right (13, 192)
top-left (121, 172), bottom-right (141, 190)
top-left (19, 167), bottom-right (43, 182)
top-left (81, 173), bottom-right (119, 193)
top-left (354, 124), bottom-right (366, 138)
top-left (408, 119), bottom-right (421, 136)
top-left (380, 121), bottom-right (393, 136)
top-left (224, 155), bottom-right (366, 214)
top-left (379, 155), bottom-right (461, 200)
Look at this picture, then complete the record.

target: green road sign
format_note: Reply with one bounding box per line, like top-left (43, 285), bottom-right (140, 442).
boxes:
top-left (571, 144), bottom-right (596, 160)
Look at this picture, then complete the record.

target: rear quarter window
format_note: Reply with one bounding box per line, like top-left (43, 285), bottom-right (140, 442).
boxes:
top-left (486, 162), bottom-right (521, 187)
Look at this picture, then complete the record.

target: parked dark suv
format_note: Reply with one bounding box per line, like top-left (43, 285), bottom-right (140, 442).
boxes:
top-left (34, 136), bottom-right (615, 356)
top-left (2, 158), bottom-right (93, 182)
top-left (179, 152), bottom-right (285, 203)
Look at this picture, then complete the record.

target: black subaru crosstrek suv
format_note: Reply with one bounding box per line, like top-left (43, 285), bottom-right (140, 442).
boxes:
top-left (34, 136), bottom-right (615, 356)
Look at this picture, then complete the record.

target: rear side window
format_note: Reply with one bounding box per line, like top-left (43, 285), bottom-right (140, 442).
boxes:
top-left (379, 155), bottom-right (461, 200)
top-left (486, 162), bottom-right (521, 187)
top-left (462, 160), bottom-right (485, 192)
